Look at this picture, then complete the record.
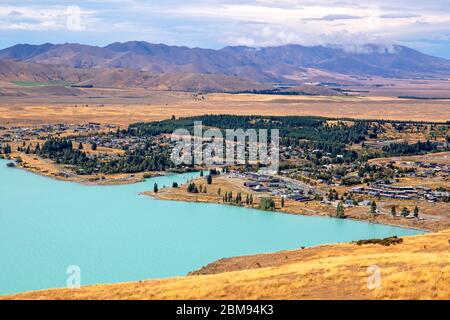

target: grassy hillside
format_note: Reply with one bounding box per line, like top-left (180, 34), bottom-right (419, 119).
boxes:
top-left (3, 229), bottom-right (449, 300)
top-left (1, 59), bottom-right (267, 92)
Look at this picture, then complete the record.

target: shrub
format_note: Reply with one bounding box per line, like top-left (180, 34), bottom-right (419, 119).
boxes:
top-left (353, 236), bottom-right (403, 246)
top-left (258, 197), bottom-right (275, 211)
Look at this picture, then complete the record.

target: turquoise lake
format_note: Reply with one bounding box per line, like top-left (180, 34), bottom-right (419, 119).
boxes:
top-left (0, 159), bottom-right (422, 294)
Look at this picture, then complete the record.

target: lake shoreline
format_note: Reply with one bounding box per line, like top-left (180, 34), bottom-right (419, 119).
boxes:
top-left (0, 159), bottom-right (437, 297)
top-left (148, 175), bottom-right (447, 232)
top-left (5, 160), bottom-right (439, 232)
top-left (2, 155), bottom-right (195, 186)
top-left (3, 152), bottom-right (208, 187)
top-left (148, 191), bottom-right (431, 233)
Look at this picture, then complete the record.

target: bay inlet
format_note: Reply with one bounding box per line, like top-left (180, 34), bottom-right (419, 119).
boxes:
top-left (0, 159), bottom-right (422, 295)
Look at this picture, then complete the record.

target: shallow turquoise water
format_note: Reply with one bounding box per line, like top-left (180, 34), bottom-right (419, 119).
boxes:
top-left (0, 159), bottom-right (422, 294)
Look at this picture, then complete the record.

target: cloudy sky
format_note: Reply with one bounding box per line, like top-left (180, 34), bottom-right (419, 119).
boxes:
top-left (1, 0), bottom-right (450, 58)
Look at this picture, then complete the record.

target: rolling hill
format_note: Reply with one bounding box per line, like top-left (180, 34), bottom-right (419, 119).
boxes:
top-left (0, 59), bottom-right (267, 93)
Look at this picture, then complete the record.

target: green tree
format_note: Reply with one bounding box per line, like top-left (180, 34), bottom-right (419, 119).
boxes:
top-left (258, 197), bottom-right (275, 211)
top-left (34, 143), bottom-right (41, 153)
top-left (413, 206), bottom-right (419, 218)
top-left (3, 144), bottom-right (11, 154)
top-left (336, 201), bottom-right (345, 218)
top-left (391, 206), bottom-right (397, 217)
top-left (370, 201), bottom-right (377, 215)
top-left (206, 174), bottom-right (212, 185)
top-left (187, 182), bottom-right (196, 193)
top-left (153, 183), bottom-right (158, 193)
top-left (172, 182), bottom-right (178, 188)
top-left (401, 207), bottom-right (409, 217)
top-left (91, 143), bottom-right (97, 151)
top-left (78, 142), bottom-right (83, 150)
top-left (200, 170), bottom-right (204, 177)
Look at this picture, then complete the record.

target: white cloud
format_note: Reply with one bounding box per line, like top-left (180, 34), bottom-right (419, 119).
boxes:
top-left (0, 0), bottom-right (450, 57)
top-left (152, 1), bottom-right (450, 49)
top-left (0, 5), bottom-right (95, 31)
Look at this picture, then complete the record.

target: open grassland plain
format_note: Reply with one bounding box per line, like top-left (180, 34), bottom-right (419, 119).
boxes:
top-left (345, 77), bottom-right (450, 99)
top-left (1, 89), bottom-right (450, 126)
top-left (2, 229), bottom-right (449, 300)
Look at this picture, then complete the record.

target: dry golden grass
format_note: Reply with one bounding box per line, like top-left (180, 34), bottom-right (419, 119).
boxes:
top-left (151, 176), bottom-right (254, 203)
top-left (3, 230), bottom-right (449, 300)
top-left (152, 176), bottom-right (450, 231)
top-left (344, 203), bottom-right (450, 232)
top-left (1, 92), bottom-right (450, 127)
top-left (378, 123), bottom-right (450, 143)
top-left (370, 151), bottom-right (450, 166)
top-left (152, 176), bottom-right (336, 218)
top-left (393, 176), bottom-right (449, 190)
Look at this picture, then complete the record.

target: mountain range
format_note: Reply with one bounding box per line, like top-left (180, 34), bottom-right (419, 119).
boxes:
top-left (1, 41), bottom-right (450, 92)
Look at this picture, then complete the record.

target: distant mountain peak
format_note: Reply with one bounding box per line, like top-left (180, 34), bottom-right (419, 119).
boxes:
top-left (0, 41), bottom-right (449, 81)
